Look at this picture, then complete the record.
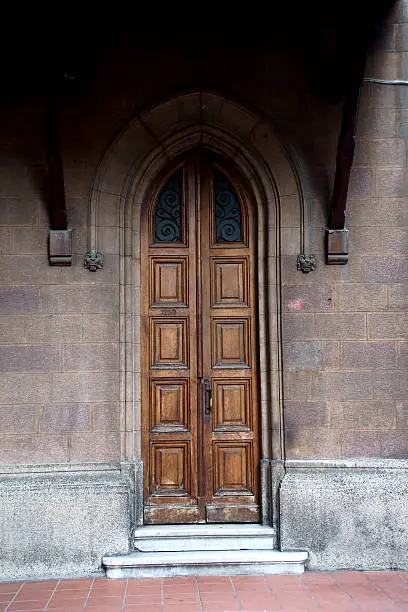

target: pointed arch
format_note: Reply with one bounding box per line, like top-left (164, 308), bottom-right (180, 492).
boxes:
top-left (86, 91), bottom-right (308, 527)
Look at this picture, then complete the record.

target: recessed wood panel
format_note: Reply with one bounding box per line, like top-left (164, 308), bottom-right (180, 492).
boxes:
top-left (151, 379), bottom-right (189, 430)
top-left (213, 319), bottom-right (250, 368)
top-left (214, 442), bottom-right (253, 495)
top-left (150, 318), bottom-right (188, 368)
top-left (151, 442), bottom-right (190, 496)
top-left (151, 257), bottom-right (188, 307)
top-left (214, 379), bottom-right (251, 429)
top-left (211, 258), bottom-right (248, 307)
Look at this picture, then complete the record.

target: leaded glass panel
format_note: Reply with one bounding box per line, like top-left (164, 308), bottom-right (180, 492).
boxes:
top-left (214, 170), bottom-right (243, 243)
top-left (154, 170), bottom-right (182, 243)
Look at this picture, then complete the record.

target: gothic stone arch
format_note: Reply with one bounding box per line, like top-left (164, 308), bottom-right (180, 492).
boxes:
top-left (87, 91), bottom-right (307, 528)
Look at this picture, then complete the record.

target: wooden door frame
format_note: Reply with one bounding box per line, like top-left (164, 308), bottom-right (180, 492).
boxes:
top-left (137, 143), bottom-right (273, 527)
top-left (140, 150), bottom-right (261, 524)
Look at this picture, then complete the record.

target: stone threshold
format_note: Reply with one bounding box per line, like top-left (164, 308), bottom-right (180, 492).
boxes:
top-left (103, 549), bottom-right (308, 578)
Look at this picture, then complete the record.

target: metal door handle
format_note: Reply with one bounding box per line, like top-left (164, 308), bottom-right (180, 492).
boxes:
top-left (203, 378), bottom-right (212, 424)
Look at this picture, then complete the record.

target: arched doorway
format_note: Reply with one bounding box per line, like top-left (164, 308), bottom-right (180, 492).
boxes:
top-left (87, 90), bottom-right (308, 531)
top-left (141, 149), bottom-right (261, 524)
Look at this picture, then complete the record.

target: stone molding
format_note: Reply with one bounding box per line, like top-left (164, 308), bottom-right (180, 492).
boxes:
top-left (285, 458), bottom-right (408, 470)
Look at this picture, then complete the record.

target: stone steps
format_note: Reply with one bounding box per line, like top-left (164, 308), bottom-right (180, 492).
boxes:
top-left (102, 524), bottom-right (308, 578)
top-left (102, 549), bottom-right (308, 578)
top-left (133, 523), bottom-right (276, 552)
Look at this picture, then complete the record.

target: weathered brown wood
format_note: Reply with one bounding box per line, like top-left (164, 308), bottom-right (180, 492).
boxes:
top-left (201, 156), bottom-right (259, 523)
top-left (142, 157), bottom-right (199, 524)
top-left (326, 46), bottom-right (367, 265)
top-left (44, 91), bottom-right (72, 266)
top-left (141, 150), bottom-right (260, 524)
top-left (44, 93), bottom-right (68, 230)
top-left (329, 56), bottom-right (366, 230)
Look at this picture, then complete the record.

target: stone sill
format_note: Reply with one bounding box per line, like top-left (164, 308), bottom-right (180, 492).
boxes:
top-left (285, 458), bottom-right (408, 470)
top-left (0, 461), bottom-right (121, 475)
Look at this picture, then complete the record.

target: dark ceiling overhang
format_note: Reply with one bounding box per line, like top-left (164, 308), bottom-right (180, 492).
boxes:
top-left (0, 0), bottom-right (398, 266)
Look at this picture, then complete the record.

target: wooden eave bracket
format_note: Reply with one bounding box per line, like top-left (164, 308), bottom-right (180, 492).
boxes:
top-left (44, 91), bottom-right (72, 266)
top-left (49, 228), bottom-right (72, 265)
top-left (326, 46), bottom-right (367, 265)
top-left (326, 228), bottom-right (349, 265)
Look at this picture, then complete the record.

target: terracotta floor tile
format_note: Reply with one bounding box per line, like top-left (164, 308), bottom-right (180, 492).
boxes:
top-left (93, 578), bottom-right (125, 584)
top-left (301, 573), bottom-right (336, 583)
top-left (48, 607), bottom-right (86, 612)
top-left (11, 596), bottom-right (50, 605)
top-left (55, 589), bottom-right (90, 596)
top-left (125, 594), bottom-right (162, 604)
top-left (199, 585), bottom-right (235, 593)
top-left (13, 587), bottom-right (53, 597)
top-left (54, 588), bottom-right (89, 595)
top-left (48, 592), bottom-right (87, 601)
top-left (164, 598), bottom-right (200, 606)
top-left (163, 605), bottom-right (201, 612)
top-left (0, 584), bottom-right (23, 595)
top-left (87, 592), bottom-right (125, 598)
top-left (57, 579), bottom-right (93, 589)
top-left (238, 594), bottom-right (278, 604)
top-left (91, 584), bottom-right (126, 592)
top-left (239, 602), bottom-right (280, 610)
top-left (26, 581), bottom-right (58, 590)
top-left (7, 603), bottom-right (47, 612)
top-left (200, 592), bottom-right (238, 600)
top-left (163, 593), bottom-right (200, 600)
top-left (163, 577), bottom-right (197, 584)
top-left (163, 582), bottom-right (198, 589)
top-left (1, 571), bottom-right (408, 611)
top-left (125, 604), bottom-right (162, 612)
top-left (127, 579), bottom-right (161, 586)
top-left (201, 603), bottom-right (240, 610)
top-left (266, 575), bottom-right (301, 585)
top-left (235, 585), bottom-right (271, 593)
top-left (197, 576), bottom-right (231, 585)
top-left (0, 596), bottom-right (13, 604)
top-left (126, 585), bottom-right (161, 592)
top-left (85, 605), bottom-right (124, 611)
top-left (164, 588), bottom-right (199, 595)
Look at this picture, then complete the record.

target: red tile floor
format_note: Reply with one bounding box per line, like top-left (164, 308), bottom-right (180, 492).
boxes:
top-left (0, 572), bottom-right (407, 611)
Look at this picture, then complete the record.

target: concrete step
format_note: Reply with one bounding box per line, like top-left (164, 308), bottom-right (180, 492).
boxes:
top-left (134, 524), bottom-right (276, 552)
top-left (103, 549), bottom-right (308, 578)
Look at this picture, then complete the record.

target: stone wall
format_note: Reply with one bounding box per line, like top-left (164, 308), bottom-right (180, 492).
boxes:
top-left (280, 461), bottom-right (408, 570)
top-left (0, 465), bottom-right (130, 579)
top-left (281, 1), bottom-right (408, 459)
top-left (0, 0), bottom-right (407, 577)
top-left (0, 97), bottom-right (121, 464)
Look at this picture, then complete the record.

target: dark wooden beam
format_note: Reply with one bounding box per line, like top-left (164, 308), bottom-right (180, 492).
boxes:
top-left (326, 47), bottom-right (367, 264)
top-left (44, 91), bottom-right (72, 265)
top-left (44, 92), bottom-right (68, 230)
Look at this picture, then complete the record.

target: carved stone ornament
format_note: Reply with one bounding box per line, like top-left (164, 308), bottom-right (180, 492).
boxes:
top-left (84, 250), bottom-right (103, 272)
top-left (297, 253), bottom-right (317, 273)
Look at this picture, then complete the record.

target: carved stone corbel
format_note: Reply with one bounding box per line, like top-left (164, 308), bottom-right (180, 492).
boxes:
top-left (84, 250), bottom-right (103, 272)
top-left (297, 254), bottom-right (317, 273)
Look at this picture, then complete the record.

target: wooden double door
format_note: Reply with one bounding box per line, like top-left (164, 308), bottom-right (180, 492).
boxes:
top-left (141, 150), bottom-right (260, 524)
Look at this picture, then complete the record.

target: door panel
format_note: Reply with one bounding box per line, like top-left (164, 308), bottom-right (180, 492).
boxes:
top-left (151, 379), bottom-right (189, 430)
top-left (211, 257), bottom-right (249, 307)
top-left (142, 151), bottom-right (259, 524)
top-left (213, 379), bottom-right (251, 429)
top-left (151, 257), bottom-right (188, 307)
top-left (212, 318), bottom-right (250, 368)
top-left (150, 318), bottom-right (189, 369)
